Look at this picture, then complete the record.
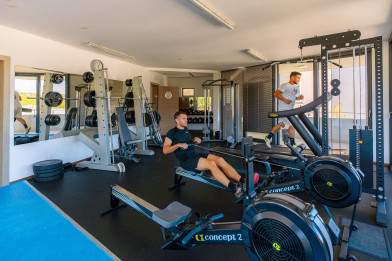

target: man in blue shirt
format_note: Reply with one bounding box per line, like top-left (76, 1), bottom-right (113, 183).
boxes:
top-left (264, 72), bottom-right (304, 148)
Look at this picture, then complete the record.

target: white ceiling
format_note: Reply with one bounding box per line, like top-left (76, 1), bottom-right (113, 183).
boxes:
top-left (1, 0), bottom-right (391, 71)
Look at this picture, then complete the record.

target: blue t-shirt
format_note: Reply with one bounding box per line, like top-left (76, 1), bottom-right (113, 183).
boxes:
top-left (277, 82), bottom-right (299, 111)
top-left (166, 127), bottom-right (199, 162)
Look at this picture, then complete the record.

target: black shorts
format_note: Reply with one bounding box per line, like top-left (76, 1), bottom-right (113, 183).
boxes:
top-left (180, 153), bottom-right (209, 172)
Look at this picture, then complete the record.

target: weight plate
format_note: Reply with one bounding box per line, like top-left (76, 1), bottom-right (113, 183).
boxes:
top-left (44, 91), bottom-right (63, 107)
top-left (111, 113), bottom-right (117, 127)
top-left (33, 159), bottom-right (63, 172)
top-left (83, 91), bottom-right (96, 107)
top-left (44, 115), bottom-right (61, 126)
top-left (34, 169), bottom-right (64, 178)
top-left (125, 79), bottom-right (132, 87)
top-left (83, 72), bottom-right (94, 83)
top-left (33, 165), bottom-right (63, 175)
top-left (125, 111), bottom-right (135, 124)
top-left (125, 92), bottom-right (134, 108)
top-left (34, 173), bottom-right (64, 182)
top-left (51, 74), bottom-right (64, 84)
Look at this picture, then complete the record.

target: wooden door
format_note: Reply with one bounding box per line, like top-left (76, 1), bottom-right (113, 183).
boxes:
top-left (158, 86), bottom-right (179, 134)
top-left (150, 83), bottom-right (159, 111)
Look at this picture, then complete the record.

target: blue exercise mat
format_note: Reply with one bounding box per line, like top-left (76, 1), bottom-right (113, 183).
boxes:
top-left (0, 181), bottom-right (118, 261)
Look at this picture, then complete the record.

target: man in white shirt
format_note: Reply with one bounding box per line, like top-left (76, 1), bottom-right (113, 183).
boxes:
top-left (14, 91), bottom-right (31, 134)
top-left (264, 72), bottom-right (304, 148)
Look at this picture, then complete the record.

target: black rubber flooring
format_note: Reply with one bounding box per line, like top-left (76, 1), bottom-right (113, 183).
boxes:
top-left (29, 143), bottom-right (392, 261)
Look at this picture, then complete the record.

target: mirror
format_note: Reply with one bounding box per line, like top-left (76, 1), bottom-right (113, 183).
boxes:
top-left (14, 65), bottom-right (123, 145)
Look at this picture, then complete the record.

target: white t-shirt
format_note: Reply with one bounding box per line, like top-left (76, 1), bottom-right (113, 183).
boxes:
top-left (277, 83), bottom-right (299, 111)
top-left (14, 91), bottom-right (22, 108)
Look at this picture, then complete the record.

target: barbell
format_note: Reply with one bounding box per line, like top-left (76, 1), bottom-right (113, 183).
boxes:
top-left (83, 90), bottom-right (140, 107)
top-left (28, 91), bottom-right (79, 107)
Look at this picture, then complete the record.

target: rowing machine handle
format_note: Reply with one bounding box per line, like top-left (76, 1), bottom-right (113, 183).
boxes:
top-left (181, 213), bottom-right (224, 245)
top-left (181, 226), bottom-right (202, 245)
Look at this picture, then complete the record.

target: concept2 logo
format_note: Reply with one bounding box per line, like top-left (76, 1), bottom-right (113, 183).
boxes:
top-left (195, 233), bottom-right (243, 242)
top-left (273, 242), bottom-right (281, 251)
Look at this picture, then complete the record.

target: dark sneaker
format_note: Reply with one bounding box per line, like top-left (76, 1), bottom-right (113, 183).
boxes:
top-left (25, 127), bottom-right (31, 135)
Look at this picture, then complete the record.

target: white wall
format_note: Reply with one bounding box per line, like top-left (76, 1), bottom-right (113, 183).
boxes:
top-left (168, 76), bottom-right (212, 98)
top-left (0, 25), bottom-right (168, 182)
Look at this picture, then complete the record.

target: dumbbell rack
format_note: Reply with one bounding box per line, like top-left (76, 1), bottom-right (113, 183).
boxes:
top-left (186, 110), bottom-right (213, 132)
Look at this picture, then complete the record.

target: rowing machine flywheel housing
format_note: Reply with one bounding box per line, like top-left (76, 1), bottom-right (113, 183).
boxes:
top-left (304, 156), bottom-right (363, 208)
top-left (242, 193), bottom-right (333, 261)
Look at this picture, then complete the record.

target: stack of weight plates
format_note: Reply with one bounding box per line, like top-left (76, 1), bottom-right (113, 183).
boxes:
top-left (33, 159), bottom-right (64, 182)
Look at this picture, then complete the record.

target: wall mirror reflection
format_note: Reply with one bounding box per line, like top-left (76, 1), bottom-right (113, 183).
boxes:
top-left (14, 65), bottom-right (123, 146)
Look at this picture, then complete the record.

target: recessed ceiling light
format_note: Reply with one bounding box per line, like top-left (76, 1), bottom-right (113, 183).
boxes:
top-left (8, 4), bottom-right (16, 8)
top-left (81, 27), bottom-right (88, 30)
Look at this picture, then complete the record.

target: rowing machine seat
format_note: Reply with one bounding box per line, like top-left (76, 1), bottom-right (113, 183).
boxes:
top-left (175, 167), bottom-right (205, 176)
top-left (152, 201), bottom-right (192, 229)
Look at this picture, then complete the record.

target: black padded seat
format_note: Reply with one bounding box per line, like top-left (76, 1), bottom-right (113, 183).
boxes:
top-left (152, 202), bottom-right (192, 229)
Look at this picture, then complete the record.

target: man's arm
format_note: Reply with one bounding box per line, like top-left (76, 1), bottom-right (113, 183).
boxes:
top-left (296, 94), bottom-right (304, 100)
top-left (274, 89), bottom-right (291, 104)
top-left (163, 137), bottom-right (187, 154)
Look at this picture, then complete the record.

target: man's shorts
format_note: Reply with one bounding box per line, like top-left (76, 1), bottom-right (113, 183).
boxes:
top-left (180, 153), bottom-right (209, 172)
top-left (14, 106), bottom-right (22, 119)
top-left (278, 117), bottom-right (292, 127)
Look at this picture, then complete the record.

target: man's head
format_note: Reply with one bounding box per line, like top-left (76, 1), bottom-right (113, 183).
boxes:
top-left (174, 111), bottom-right (187, 128)
top-left (289, 72), bottom-right (302, 85)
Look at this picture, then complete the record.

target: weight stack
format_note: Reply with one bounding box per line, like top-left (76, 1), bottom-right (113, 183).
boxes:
top-left (32, 159), bottom-right (64, 182)
top-left (349, 128), bottom-right (373, 190)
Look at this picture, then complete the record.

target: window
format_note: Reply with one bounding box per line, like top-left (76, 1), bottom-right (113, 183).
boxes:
top-left (182, 88), bottom-right (195, 97)
top-left (196, 97), bottom-right (211, 111)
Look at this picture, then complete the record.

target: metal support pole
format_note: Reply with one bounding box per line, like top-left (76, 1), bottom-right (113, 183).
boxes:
top-left (298, 113), bottom-right (323, 146)
top-left (288, 116), bottom-right (322, 156)
top-left (313, 60), bottom-right (320, 131)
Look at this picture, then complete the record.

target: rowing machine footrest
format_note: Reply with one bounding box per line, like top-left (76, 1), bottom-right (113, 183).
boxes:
top-left (152, 201), bottom-right (192, 229)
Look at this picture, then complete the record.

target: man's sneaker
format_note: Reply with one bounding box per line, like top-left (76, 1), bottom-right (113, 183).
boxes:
top-left (291, 142), bottom-right (298, 149)
top-left (264, 135), bottom-right (272, 148)
top-left (25, 127), bottom-right (31, 135)
top-left (234, 183), bottom-right (244, 199)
